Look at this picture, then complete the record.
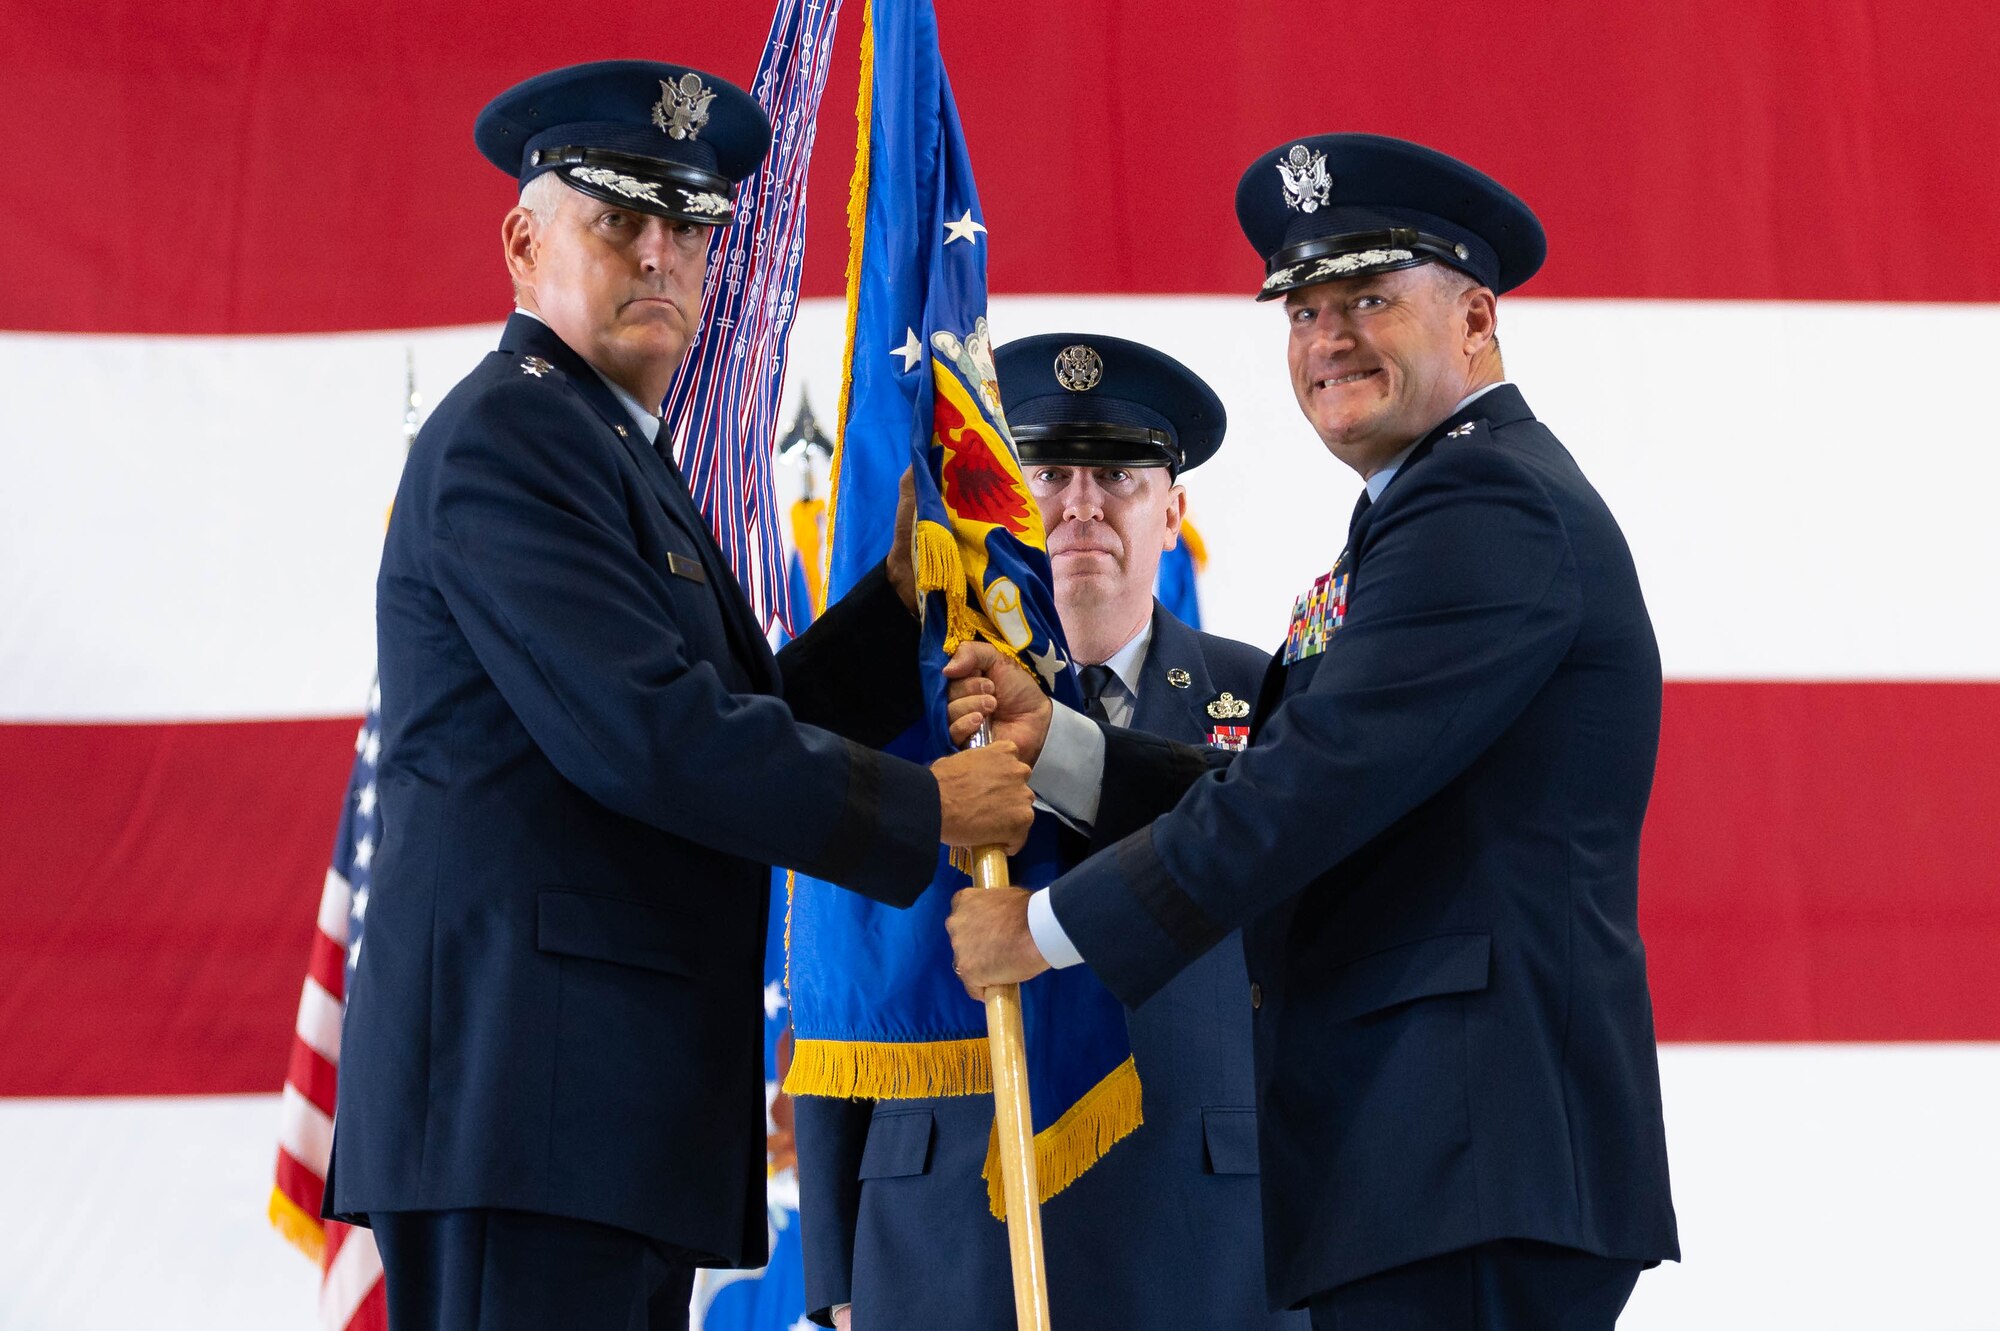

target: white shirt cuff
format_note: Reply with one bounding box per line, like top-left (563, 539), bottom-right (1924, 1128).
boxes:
top-left (1026, 887), bottom-right (1084, 969)
top-left (1027, 702), bottom-right (1104, 826)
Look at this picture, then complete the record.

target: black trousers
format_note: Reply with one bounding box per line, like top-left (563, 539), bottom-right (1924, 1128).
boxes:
top-left (370, 1208), bottom-right (696, 1331)
top-left (1308, 1240), bottom-right (1645, 1331)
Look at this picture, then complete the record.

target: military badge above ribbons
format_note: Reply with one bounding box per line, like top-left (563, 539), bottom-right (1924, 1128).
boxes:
top-left (784, 0), bottom-right (1139, 1234)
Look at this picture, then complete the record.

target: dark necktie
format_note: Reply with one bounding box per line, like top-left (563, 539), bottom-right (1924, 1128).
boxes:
top-left (1078, 664), bottom-right (1116, 723)
top-left (1347, 487), bottom-right (1372, 543)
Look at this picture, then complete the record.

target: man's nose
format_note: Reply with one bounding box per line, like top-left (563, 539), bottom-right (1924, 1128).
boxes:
top-left (1061, 475), bottom-right (1105, 521)
top-left (635, 216), bottom-right (677, 272)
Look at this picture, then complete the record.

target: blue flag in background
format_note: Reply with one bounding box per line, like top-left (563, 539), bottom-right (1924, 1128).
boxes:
top-left (785, 0), bottom-right (1141, 1218)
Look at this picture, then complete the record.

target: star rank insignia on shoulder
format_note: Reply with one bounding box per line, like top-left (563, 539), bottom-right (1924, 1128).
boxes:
top-left (520, 356), bottom-right (555, 378)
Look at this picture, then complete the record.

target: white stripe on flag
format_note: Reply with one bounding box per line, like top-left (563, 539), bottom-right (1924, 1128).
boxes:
top-left (6, 299), bottom-right (1997, 721)
top-left (317, 868), bottom-right (352, 943)
top-left (321, 1224), bottom-right (384, 1331)
top-left (295, 977), bottom-right (344, 1065)
top-left (278, 1082), bottom-right (334, 1173)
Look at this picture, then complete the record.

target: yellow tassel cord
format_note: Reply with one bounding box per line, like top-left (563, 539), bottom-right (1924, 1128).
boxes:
top-left (788, 497), bottom-right (828, 622)
top-left (267, 1186), bottom-right (326, 1265)
top-left (1177, 512), bottom-right (1208, 574)
top-left (982, 1054), bottom-right (1145, 1219)
top-left (784, 1036), bottom-right (994, 1099)
top-left (817, 0), bottom-right (877, 617)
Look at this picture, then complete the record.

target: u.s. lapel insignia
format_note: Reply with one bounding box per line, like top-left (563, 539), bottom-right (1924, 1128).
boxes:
top-left (1206, 691), bottom-right (1250, 720)
top-left (519, 356), bottom-right (554, 378)
top-left (1445, 421), bottom-right (1477, 438)
top-left (652, 73), bottom-right (716, 141)
top-left (1166, 667), bottom-right (1192, 689)
top-left (1276, 144), bottom-right (1332, 213)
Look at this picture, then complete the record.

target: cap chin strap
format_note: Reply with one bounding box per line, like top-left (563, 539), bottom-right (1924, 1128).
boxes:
top-left (1011, 422), bottom-right (1182, 472)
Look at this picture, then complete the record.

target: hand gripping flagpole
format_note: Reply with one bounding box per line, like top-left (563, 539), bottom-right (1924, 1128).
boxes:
top-left (967, 720), bottom-right (1053, 1331)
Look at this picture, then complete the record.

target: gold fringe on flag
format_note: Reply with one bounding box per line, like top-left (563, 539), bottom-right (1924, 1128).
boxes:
top-left (818, 0), bottom-right (878, 609)
top-left (783, 1036), bottom-right (994, 1099)
top-left (981, 1054), bottom-right (1145, 1219)
top-left (267, 1185), bottom-right (326, 1264)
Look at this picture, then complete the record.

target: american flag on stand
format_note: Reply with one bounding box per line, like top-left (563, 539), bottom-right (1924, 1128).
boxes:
top-left (663, 0), bottom-right (847, 633)
top-left (269, 683), bottom-right (387, 1330)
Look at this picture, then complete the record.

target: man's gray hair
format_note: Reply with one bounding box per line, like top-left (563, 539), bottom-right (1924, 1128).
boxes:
top-left (519, 170), bottom-right (570, 222)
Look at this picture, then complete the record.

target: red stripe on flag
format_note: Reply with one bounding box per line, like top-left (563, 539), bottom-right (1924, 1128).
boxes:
top-left (4, 1), bottom-right (1997, 333)
top-left (286, 1041), bottom-right (340, 1120)
top-left (3, 684), bottom-right (1996, 1097)
top-left (308, 929), bottom-right (349, 1003)
top-left (1642, 682), bottom-right (2000, 1041)
top-left (0, 718), bottom-right (358, 1096)
top-left (274, 1146), bottom-right (327, 1222)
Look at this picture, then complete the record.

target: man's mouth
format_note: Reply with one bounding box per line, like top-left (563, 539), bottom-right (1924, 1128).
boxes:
top-left (1313, 369), bottom-right (1379, 391)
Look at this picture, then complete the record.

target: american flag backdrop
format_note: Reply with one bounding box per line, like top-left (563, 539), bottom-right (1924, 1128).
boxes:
top-left (269, 690), bottom-right (387, 1331)
top-left (2, 3), bottom-right (1998, 1328)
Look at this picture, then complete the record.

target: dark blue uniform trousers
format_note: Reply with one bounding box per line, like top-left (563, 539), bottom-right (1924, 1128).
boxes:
top-left (371, 1209), bottom-right (695, 1331)
top-left (1307, 1241), bottom-right (1643, 1331)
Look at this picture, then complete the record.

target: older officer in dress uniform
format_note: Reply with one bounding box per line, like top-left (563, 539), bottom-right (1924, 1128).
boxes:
top-left (323, 61), bottom-right (1032, 1331)
top-left (945, 135), bottom-right (1680, 1329)
top-left (794, 336), bottom-right (1305, 1331)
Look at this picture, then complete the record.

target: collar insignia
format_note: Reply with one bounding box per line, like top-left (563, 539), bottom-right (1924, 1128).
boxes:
top-left (1166, 667), bottom-right (1192, 689)
top-left (1446, 421), bottom-right (1478, 438)
top-left (1277, 144), bottom-right (1332, 213)
top-left (1054, 344), bottom-right (1103, 392)
top-left (652, 73), bottom-right (716, 141)
top-left (1206, 691), bottom-right (1251, 720)
top-left (519, 356), bottom-right (554, 378)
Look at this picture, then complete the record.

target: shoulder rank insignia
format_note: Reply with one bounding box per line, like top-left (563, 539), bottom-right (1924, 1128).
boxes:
top-left (1166, 667), bottom-right (1192, 689)
top-left (652, 73), bottom-right (716, 141)
top-left (519, 356), bottom-right (554, 378)
top-left (1206, 691), bottom-right (1251, 720)
top-left (1445, 421), bottom-right (1478, 438)
top-left (1276, 144), bottom-right (1332, 214)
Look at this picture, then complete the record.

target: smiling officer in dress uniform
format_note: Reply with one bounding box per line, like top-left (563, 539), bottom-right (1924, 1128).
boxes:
top-left (792, 334), bottom-right (1305, 1331)
top-left (321, 60), bottom-right (1033, 1331)
top-left (944, 135), bottom-right (1681, 1329)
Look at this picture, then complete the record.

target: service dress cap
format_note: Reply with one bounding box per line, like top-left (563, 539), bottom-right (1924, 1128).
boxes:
top-left (996, 333), bottom-right (1226, 475)
top-left (1236, 133), bottom-right (1545, 300)
top-left (475, 60), bottom-right (770, 226)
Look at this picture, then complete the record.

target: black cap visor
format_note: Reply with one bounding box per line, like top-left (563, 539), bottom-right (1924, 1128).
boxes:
top-left (1012, 423), bottom-right (1183, 473)
top-left (532, 146), bottom-right (737, 225)
top-left (1258, 228), bottom-right (1476, 301)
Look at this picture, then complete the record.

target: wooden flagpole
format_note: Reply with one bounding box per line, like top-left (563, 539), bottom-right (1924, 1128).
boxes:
top-left (969, 729), bottom-right (1053, 1330)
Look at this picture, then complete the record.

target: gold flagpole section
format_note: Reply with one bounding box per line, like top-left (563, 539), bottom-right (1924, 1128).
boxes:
top-left (969, 726), bottom-right (1052, 1331)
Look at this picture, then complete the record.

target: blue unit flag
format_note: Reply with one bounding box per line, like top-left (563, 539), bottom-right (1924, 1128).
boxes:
top-left (785, 0), bottom-right (1141, 1218)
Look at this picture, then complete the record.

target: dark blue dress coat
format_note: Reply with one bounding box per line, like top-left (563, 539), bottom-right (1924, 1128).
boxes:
top-left (795, 606), bottom-right (1308, 1329)
top-left (1051, 386), bottom-right (1681, 1308)
top-left (325, 313), bottom-right (942, 1270)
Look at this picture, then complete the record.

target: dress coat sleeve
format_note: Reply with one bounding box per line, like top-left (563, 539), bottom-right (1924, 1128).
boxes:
top-left (1052, 446), bottom-right (1582, 1003)
top-left (425, 379), bottom-right (940, 904)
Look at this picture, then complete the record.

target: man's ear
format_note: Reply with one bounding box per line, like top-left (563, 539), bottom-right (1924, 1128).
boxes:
top-left (502, 206), bottom-right (539, 302)
top-left (1162, 482), bottom-right (1187, 551)
top-left (1462, 285), bottom-right (1498, 356)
